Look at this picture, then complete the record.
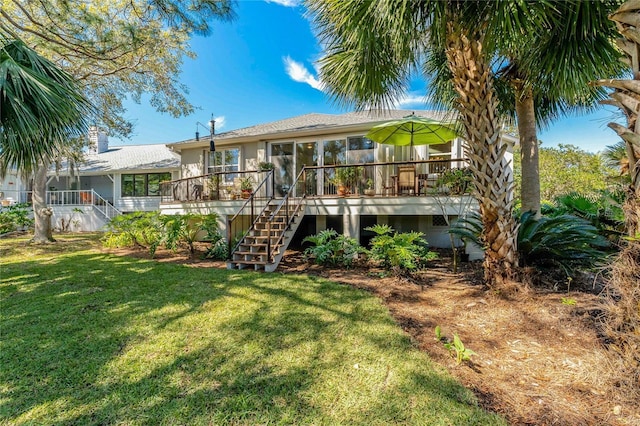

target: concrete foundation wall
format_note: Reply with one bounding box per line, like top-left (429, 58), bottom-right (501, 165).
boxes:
top-left (51, 206), bottom-right (109, 232)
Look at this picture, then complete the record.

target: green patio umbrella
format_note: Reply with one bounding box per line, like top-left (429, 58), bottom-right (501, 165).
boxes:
top-left (365, 115), bottom-right (459, 160)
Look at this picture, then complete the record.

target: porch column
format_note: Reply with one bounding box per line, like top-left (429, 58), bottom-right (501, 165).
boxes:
top-left (343, 213), bottom-right (360, 241)
top-left (316, 215), bottom-right (327, 233)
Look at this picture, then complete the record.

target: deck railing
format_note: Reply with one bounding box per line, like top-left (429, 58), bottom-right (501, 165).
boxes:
top-left (0, 190), bottom-right (121, 220)
top-left (158, 158), bottom-right (467, 204)
top-left (299, 158), bottom-right (466, 197)
top-left (226, 170), bottom-right (275, 256)
top-left (265, 168), bottom-right (306, 263)
top-left (160, 170), bottom-right (273, 203)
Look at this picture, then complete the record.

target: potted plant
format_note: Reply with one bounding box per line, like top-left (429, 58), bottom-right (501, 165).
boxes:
top-left (239, 176), bottom-right (254, 198)
top-left (435, 167), bottom-right (473, 195)
top-left (364, 178), bottom-right (375, 196)
top-left (258, 161), bottom-right (275, 171)
top-left (332, 166), bottom-right (362, 197)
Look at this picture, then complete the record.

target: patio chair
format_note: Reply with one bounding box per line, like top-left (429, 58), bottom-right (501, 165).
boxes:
top-left (397, 165), bottom-right (417, 195)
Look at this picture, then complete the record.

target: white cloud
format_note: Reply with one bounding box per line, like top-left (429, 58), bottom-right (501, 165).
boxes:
top-left (394, 93), bottom-right (426, 108)
top-left (265, 0), bottom-right (300, 7)
top-left (214, 116), bottom-right (226, 130)
top-left (283, 56), bottom-right (324, 91)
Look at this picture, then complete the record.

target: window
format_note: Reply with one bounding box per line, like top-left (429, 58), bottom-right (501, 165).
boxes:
top-left (323, 140), bottom-right (346, 165)
top-left (428, 141), bottom-right (452, 159)
top-left (347, 136), bottom-right (374, 164)
top-left (208, 148), bottom-right (240, 183)
top-left (121, 173), bottom-right (171, 197)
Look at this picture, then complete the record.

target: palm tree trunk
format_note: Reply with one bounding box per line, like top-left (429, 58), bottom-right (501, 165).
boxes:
top-left (597, 0), bottom-right (640, 391)
top-left (32, 161), bottom-right (55, 243)
top-left (515, 85), bottom-right (541, 217)
top-left (445, 24), bottom-right (518, 285)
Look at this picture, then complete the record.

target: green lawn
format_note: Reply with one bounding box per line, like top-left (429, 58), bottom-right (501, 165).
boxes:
top-left (0, 234), bottom-right (504, 425)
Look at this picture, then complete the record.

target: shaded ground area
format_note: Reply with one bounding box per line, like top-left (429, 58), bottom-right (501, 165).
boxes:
top-left (108, 242), bottom-right (639, 425)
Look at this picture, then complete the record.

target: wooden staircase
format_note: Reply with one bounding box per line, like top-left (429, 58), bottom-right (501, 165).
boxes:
top-left (227, 198), bottom-right (305, 272)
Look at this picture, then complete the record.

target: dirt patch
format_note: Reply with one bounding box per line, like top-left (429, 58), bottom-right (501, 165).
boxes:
top-left (105, 244), bottom-right (639, 425)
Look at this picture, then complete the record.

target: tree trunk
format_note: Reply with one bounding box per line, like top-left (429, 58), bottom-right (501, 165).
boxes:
top-left (515, 85), bottom-right (541, 217)
top-left (597, 0), bottom-right (640, 392)
top-left (32, 161), bottom-right (55, 243)
top-left (444, 24), bottom-right (519, 286)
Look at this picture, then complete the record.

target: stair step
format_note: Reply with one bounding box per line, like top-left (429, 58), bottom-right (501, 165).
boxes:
top-left (234, 250), bottom-right (276, 256)
top-left (244, 236), bottom-right (281, 241)
top-left (230, 260), bottom-right (269, 265)
top-left (254, 223), bottom-right (287, 229)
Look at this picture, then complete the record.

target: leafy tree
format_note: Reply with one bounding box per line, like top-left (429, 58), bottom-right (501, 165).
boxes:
top-left (502, 1), bottom-right (623, 216)
top-left (1, 0), bottom-right (235, 241)
top-left (0, 0), bottom-right (235, 136)
top-left (308, 0), bottom-right (622, 285)
top-left (513, 144), bottom-right (618, 204)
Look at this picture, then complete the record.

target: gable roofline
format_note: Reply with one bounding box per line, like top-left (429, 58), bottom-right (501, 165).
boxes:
top-left (167, 110), bottom-right (455, 151)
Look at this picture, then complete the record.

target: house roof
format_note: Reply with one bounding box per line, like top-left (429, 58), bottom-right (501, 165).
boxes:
top-left (56, 144), bottom-right (180, 175)
top-left (168, 110), bottom-right (455, 150)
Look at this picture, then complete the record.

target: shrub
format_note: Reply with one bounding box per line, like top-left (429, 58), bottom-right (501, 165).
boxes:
top-left (103, 212), bottom-right (163, 256)
top-left (201, 213), bottom-right (228, 260)
top-left (103, 212), bottom-right (227, 259)
top-left (518, 211), bottom-right (610, 273)
top-left (548, 191), bottom-right (625, 242)
top-left (450, 211), bottom-right (611, 275)
top-left (366, 224), bottom-right (437, 273)
top-left (0, 203), bottom-right (34, 234)
top-left (303, 229), bottom-right (364, 267)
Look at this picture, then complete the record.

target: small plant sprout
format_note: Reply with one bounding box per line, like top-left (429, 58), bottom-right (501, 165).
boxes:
top-left (434, 326), bottom-right (476, 365)
top-left (435, 325), bottom-right (443, 341)
top-left (561, 297), bottom-right (577, 306)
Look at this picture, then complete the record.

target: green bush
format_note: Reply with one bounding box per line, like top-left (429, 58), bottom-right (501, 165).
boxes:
top-left (303, 229), bottom-right (364, 267)
top-left (0, 203), bottom-right (34, 234)
top-left (449, 211), bottom-right (610, 275)
top-left (518, 211), bottom-right (610, 273)
top-left (103, 212), bottom-right (226, 258)
top-left (546, 191), bottom-right (625, 242)
top-left (201, 213), bottom-right (228, 260)
top-left (103, 212), bottom-right (164, 255)
top-left (366, 224), bottom-right (437, 273)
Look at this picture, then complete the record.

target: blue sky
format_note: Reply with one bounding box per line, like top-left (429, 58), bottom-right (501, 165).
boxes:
top-left (114, 0), bottom-right (622, 153)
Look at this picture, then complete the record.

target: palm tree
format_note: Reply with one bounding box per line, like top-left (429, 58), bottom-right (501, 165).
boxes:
top-left (596, 0), bottom-right (640, 391)
top-left (422, 2), bottom-right (623, 216)
top-left (502, 1), bottom-right (623, 215)
top-left (307, 0), bottom-right (551, 283)
top-left (308, 0), bottom-right (623, 283)
top-left (604, 140), bottom-right (631, 177)
top-left (1, 35), bottom-right (92, 242)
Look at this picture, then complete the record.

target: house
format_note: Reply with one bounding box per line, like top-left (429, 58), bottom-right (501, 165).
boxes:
top-left (1, 129), bottom-right (180, 231)
top-left (161, 110), bottom-right (517, 271)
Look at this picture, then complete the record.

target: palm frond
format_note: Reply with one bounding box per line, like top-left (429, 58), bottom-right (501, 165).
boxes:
top-left (0, 35), bottom-right (93, 174)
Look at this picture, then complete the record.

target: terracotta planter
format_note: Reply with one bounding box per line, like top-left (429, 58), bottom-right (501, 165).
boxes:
top-left (241, 190), bottom-right (252, 199)
top-left (337, 186), bottom-right (349, 197)
top-left (364, 189), bottom-right (375, 196)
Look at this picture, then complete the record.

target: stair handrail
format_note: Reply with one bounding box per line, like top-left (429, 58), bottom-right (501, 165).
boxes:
top-left (227, 169), bottom-right (275, 257)
top-left (90, 190), bottom-right (122, 220)
top-left (265, 167), bottom-right (307, 262)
